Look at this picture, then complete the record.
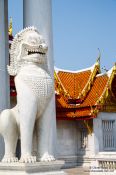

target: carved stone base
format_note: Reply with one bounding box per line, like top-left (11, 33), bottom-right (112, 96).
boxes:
top-left (0, 161), bottom-right (67, 175)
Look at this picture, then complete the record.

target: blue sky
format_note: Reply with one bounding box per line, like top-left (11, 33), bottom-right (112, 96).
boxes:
top-left (8, 0), bottom-right (116, 71)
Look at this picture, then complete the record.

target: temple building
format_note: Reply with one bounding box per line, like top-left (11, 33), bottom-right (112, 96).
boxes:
top-left (54, 61), bottom-right (116, 168)
top-left (7, 20), bottom-right (116, 169)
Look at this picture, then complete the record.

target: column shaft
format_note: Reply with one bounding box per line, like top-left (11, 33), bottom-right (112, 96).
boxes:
top-left (0, 0), bottom-right (10, 111)
top-left (23, 0), bottom-right (54, 75)
top-left (23, 0), bottom-right (56, 157)
top-left (0, 0), bottom-right (9, 160)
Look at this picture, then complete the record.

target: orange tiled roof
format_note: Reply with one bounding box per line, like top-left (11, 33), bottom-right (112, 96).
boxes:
top-left (57, 70), bottom-right (91, 98)
top-left (56, 74), bottom-right (108, 109)
top-left (55, 60), bottom-right (100, 100)
top-left (80, 74), bottom-right (109, 107)
top-left (55, 63), bottom-right (116, 119)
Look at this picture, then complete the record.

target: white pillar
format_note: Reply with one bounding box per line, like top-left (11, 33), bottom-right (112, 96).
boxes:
top-left (0, 0), bottom-right (10, 160)
top-left (23, 0), bottom-right (57, 157)
top-left (23, 0), bottom-right (54, 75)
top-left (0, 0), bottom-right (10, 110)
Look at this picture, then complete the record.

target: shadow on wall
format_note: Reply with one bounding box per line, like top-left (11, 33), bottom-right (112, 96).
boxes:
top-left (56, 120), bottom-right (91, 168)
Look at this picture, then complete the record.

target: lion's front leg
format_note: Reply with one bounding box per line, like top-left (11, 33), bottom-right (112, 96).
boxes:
top-left (37, 95), bottom-right (56, 162)
top-left (19, 101), bottom-right (37, 163)
top-left (0, 109), bottom-right (18, 163)
top-left (15, 77), bottom-right (37, 163)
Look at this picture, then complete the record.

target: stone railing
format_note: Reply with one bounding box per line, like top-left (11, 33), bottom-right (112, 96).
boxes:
top-left (99, 160), bottom-right (116, 169)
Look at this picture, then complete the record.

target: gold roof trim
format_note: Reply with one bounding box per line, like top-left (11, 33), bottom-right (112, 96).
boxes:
top-left (96, 64), bottom-right (116, 105)
top-left (78, 59), bottom-right (100, 100)
top-left (54, 71), bottom-right (71, 99)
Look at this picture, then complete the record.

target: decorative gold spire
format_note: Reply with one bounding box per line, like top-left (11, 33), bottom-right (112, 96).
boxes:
top-left (96, 48), bottom-right (101, 64)
top-left (8, 17), bottom-right (12, 36)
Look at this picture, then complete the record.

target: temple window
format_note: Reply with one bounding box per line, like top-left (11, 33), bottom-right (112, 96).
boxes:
top-left (102, 120), bottom-right (115, 150)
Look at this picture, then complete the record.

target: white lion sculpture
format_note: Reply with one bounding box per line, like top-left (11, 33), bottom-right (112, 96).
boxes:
top-left (0, 27), bottom-right (55, 163)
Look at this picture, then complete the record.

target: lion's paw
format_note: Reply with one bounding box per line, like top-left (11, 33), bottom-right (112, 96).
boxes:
top-left (2, 156), bottom-right (18, 163)
top-left (19, 155), bottom-right (36, 163)
top-left (40, 152), bottom-right (55, 162)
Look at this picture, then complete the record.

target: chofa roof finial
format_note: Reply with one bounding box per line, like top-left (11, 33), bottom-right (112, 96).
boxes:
top-left (96, 48), bottom-right (101, 64)
top-left (8, 17), bottom-right (13, 36)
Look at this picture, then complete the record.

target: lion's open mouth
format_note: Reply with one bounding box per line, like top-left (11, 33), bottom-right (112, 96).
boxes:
top-left (28, 51), bottom-right (45, 55)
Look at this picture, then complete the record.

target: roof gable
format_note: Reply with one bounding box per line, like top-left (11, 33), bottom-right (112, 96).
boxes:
top-left (55, 63), bottom-right (116, 119)
top-left (55, 60), bottom-right (100, 102)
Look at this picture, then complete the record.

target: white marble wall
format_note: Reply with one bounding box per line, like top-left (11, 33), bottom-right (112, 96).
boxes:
top-left (56, 115), bottom-right (116, 167)
top-left (56, 120), bottom-right (92, 158)
top-left (56, 120), bottom-right (78, 157)
top-left (93, 112), bottom-right (116, 154)
top-left (56, 120), bottom-right (95, 167)
top-left (90, 112), bottom-right (116, 168)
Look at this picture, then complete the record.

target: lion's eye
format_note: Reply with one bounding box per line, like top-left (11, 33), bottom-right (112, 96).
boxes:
top-left (30, 39), bottom-right (37, 44)
top-left (36, 38), bottom-right (40, 43)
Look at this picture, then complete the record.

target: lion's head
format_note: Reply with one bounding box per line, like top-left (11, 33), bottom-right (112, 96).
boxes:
top-left (8, 26), bottom-right (48, 76)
